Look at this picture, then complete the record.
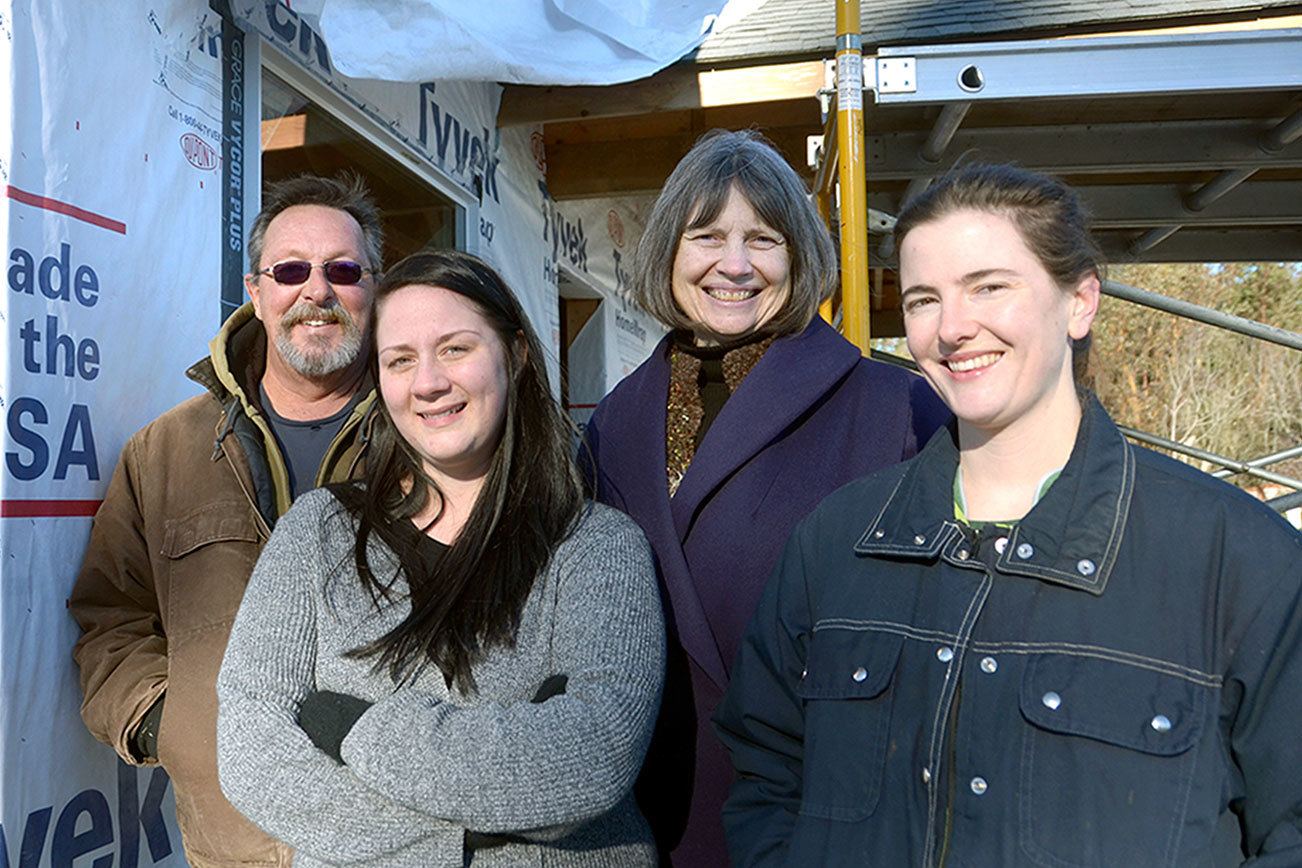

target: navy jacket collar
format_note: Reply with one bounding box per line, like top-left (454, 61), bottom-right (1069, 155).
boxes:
top-left (856, 395), bottom-right (1135, 595)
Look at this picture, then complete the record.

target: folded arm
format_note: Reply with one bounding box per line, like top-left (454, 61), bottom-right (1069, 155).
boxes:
top-left (340, 510), bottom-right (666, 834)
top-left (216, 495), bottom-right (454, 864)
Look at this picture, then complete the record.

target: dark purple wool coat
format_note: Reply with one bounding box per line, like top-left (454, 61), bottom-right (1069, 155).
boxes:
top-left (582, 318), bottom-right (950, 866)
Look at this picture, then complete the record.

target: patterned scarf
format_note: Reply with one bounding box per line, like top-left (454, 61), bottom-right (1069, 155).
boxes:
top-left (665, 332), bottom-right (774, 496)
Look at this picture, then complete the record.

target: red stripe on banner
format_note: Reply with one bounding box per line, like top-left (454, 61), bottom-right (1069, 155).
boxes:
top-left (5, 185), bottom-right (127, 234)
top-left (1, 499), bottom-right (103, 518)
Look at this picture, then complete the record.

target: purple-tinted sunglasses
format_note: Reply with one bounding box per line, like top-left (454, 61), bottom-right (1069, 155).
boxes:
top-left (254, 259), bottom-right (373, 286)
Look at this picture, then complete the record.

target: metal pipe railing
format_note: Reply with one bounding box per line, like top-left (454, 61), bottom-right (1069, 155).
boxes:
top-left (1102, 280), bottom-right (1302, 352)
top-left (867, 349), bottom-right (1301, 509)
top-left (868, 348), bottom-right (918, 371)
top-left (1116, 427), bottom-right (1302, 490)
top-left (1213, 444), bottom-right (1302, 479)
top-left (1267, 490), bottom-right (1302, 512)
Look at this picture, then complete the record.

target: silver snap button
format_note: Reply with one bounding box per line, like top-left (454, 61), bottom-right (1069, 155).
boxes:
top-left (1077, 559), bottom-right (1096, 577)
top-left (1016, 542), bottom-right (1034, 559)
top-left (936, 647), bottom-right (954, 663)
top-left (1042, 691), bottom-right (1062, 710)
top-left (970, 776), bottom-right (988, 795)
top-left (957, 549), bottom-right (970, 560)
top-left (994, 536), bottom-right (1008, 555)
top-left (852, 667), bottom-right (868, 682)
top-left (873, 528), bottom-right (885, 538)
top-left (980, 656), bottom-right (998, 674)
top-left (800, 668), bottom-right (807, 680)
top-left (1151, 714), bottom-right (1172, 733)
top-left (914, 534), bottom-right (926, 545)
top-left (921, 767), bottom-right (932, 784)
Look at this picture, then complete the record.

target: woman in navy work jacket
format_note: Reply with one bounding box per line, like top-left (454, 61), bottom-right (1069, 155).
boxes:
top-left (581, 129), bottom-right (949, 865)
top-left (716, 163), bottom-right (1302, 867)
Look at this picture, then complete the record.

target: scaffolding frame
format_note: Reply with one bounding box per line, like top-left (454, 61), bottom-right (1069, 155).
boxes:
top-left (816, 3), bottom-right (1302, 514)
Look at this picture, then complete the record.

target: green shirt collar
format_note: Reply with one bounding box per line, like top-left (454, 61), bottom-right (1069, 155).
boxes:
top-left (954, 466), bottom-right (1062, 530)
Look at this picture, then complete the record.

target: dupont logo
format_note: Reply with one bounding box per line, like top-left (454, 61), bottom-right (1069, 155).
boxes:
top-left (530, 131), bottom-right (547, 174)
top-left (607, 209), bottom-right (625, 248)
top-left (180, 133), bottom-right (218, 171)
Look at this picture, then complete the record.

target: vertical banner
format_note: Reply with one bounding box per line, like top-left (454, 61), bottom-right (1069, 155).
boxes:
top-left (218, 2), bottom-right (249, 321)
top-left (2, 0), bottom-right (221, 862)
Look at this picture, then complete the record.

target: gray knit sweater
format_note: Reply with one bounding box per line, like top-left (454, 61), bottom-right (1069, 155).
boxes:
top-left (216, 489), bottom-right (664, 867)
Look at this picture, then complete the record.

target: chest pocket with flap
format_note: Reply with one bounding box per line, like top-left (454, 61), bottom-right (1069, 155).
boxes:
top-left (795, 627), bottom-right (905, 821)
top-left (161, 500), bottom-right (264, 637)
top-left (1017, 652), bottom-right (1211, 868)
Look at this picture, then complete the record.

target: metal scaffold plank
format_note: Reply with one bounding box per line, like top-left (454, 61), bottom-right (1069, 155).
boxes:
top-left (864, 120), bottom-right (1302, 179)
top-left (873, 28), bottom-right (1302, 105)
top-left (871, 181), bottom-right (1302, 228)
top-left (1095, 228), bottom-right (1302, 262)
top-left (1074, 180), bottom-right (1302, 227)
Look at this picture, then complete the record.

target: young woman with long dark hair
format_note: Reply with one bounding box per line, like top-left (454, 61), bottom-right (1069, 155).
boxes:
top-left (216, 250), bottom-right (664, 866)
top-left (717, 164), bottom-right (1302, 867)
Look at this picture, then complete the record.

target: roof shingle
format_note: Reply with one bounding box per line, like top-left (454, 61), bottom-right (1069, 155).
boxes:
top-left (695, 0), bottom-right (1302, 64)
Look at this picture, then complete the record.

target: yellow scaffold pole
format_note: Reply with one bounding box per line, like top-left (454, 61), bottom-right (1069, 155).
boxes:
top-left (835, 0), bottom-right (871, 352)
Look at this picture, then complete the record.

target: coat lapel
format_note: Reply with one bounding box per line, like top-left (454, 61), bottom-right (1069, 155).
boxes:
top-left (669, 319), bottom-right (861, 541)
top-left (599, 338), bottom-right (731, 689)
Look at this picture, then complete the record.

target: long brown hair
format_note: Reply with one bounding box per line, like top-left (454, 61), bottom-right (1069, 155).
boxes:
top-left (331, 250), bottom-right (585, 693)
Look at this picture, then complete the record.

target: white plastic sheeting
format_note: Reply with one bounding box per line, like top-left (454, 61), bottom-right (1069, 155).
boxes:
top-left (231, 0), bottom-right (662, 395)
top-left (0, 0), bottom-right (680, 857)
top-left (283, 0), bottom-right (729, 84)
top-left (1, 0), bottom-right (214, 860)
top-left (559, 195), bottom-right (667, 427)
top-left (234, 0), bottom-right (503, 201)
top-left (482, 123), bottom-right (564, 390)
top-left (232, 0), bottom-right (565, 386)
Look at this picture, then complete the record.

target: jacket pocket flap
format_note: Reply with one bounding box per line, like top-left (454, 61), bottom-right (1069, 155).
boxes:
top-left (1019, 653), bottom-right (1206, 756)
top-left (161, 502), bottom-right (261, 558)
top-left (797, 628), bottom-right (905, 700)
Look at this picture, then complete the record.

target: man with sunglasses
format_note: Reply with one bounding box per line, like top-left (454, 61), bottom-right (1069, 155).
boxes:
top-left (70, 173), bottom-right (383, 867)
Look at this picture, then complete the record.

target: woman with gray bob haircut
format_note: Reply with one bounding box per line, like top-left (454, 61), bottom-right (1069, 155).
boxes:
top-left (630, 129), bottom-right (837, 339)
top-left (581, 128), bottom-right (950, 865)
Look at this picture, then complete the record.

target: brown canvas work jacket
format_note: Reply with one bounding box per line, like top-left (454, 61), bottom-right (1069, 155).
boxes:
top-left (69, 303), bottom-right (374, 867)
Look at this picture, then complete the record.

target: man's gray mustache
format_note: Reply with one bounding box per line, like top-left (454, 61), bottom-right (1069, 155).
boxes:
top-left (281, 304), bottom-right (352, 329)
